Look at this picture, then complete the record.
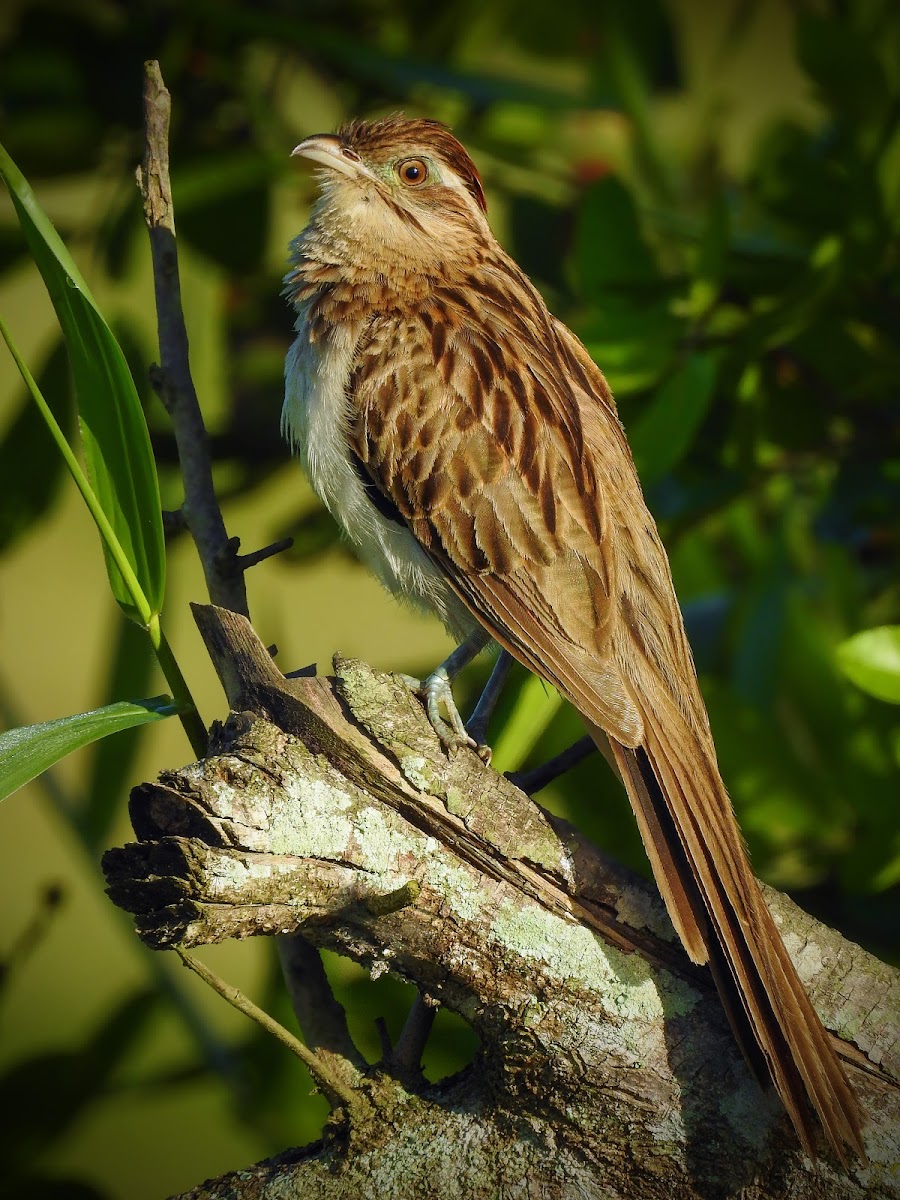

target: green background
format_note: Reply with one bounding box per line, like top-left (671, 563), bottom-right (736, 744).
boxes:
top-left (1, 1), bottom-right (898, 1196)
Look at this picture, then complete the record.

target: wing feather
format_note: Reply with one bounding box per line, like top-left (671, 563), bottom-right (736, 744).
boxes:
top-left (351, 265), bottom-right (644, 744)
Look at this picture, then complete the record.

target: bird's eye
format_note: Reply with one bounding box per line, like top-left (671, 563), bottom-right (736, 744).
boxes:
top-left (397, 158), bottom-right (428, 186)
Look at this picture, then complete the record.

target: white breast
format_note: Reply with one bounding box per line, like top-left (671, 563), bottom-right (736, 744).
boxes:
top-left (282, 307), bottom-right (474, 638)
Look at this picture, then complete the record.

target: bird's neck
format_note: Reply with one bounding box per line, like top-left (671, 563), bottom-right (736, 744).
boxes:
top-left (284, 191), bottom-right (493, 321)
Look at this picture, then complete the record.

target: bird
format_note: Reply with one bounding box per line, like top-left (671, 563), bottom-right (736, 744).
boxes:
top-left (282, 114), bottom-right (864, 1162)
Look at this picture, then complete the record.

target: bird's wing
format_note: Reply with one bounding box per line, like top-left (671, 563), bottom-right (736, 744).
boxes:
top-left (348, 267), bottom-right (645, 749)
top-left (350, 269), bottom-right (711, 957)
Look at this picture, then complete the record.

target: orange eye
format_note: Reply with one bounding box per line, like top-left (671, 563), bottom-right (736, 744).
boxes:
top-left (397, 158), bottom-right (428, 186)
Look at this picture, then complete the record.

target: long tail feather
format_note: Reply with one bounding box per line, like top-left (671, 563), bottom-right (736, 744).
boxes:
top-left (595, 702), bottom-right (865, 1162)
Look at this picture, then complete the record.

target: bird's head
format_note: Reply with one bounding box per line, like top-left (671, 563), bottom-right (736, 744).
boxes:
top-left (291, 116), bottom-right (489, 268)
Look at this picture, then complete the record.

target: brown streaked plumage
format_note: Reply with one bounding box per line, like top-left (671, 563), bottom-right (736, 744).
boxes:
top-left (283, 114), bottom-right (865, 1161)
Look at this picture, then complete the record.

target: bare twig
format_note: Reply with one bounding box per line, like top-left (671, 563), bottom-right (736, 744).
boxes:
top-left (375, 1015), bottom-right (393, 1058)
top-left (162, 507), bottom-right (187, 536)
top-left (364, 880), bottom-right (421, 916)
top-left (214, 534), bottom-right (294, 574)
top-left (136, 60), bottom-right (248, 616)
top-left (175, 948), bottom-right (362, 1111)
top-left (135, 60), bottom-right (364, 1090)
top-left (236, 537), bottom-right (295, 571)
top-left (389, 993), bottom-right (437, 1078)
top-left (506, 734), bottom-right (596, 795)
top-left (2, 882), bottom-right (65, 984)
top-left (276, 934), bottom-right (368, 1076)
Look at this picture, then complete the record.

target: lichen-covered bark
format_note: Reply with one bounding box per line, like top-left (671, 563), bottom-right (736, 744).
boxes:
top-left (103, 608), bottom-right (900, 1200)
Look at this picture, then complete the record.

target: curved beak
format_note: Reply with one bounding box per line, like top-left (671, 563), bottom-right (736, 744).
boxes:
top-left (290, 134), bottom-right (370, 181)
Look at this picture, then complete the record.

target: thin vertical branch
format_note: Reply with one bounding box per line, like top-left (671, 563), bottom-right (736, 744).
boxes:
top-left (389, 993), bottom-right (437, 1078)
top-left (276, 934), bottom-right (368, 1075)
top-left (136, 60), bottom-right (248, 616)
top-left (134, 59), bottom-right (362, 1087)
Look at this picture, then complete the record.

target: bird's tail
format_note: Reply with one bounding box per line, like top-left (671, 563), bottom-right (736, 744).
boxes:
top-left (592, 696), bottom-right (865, 1162)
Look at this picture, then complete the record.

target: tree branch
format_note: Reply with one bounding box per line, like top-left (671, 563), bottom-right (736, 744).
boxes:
top-left (275, 933), bottom-right (369, 1078)
top-left (103, 605), bottom-right (900, 1200)
top-left (136, 62), bottom-right (248, 617)
top-left (136, 60), bottom-right (348, 1063)
top-left (175, 948), bottom-right (362, 1110)
top-left (388, 992), bottom-right (437, 1082)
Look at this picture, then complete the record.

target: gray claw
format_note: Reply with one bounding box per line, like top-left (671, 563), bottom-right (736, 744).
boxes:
top-left (400, 668), bottom-right (491, 762)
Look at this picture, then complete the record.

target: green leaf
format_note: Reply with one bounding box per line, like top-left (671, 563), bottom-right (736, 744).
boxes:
top-left (836, 627), bottom-right (900, 704)
top-left (732, 563), bottom-right (788, 708)
top-left (629, 353), bottom-right (719, 483)
top-left (0, 316), bottom-right (154, 626)
top-left (696, 192), bottom-right (730, 282)
top-left (0, 698), bottom-right (177, 803)
top-left (580, 295), bottom-right (681, 395)
top-left (598, 1), bottom-right (675, 204)
top-left (576, 176), bottom-right (660, 296)
top-left (489, 667), bottom-right (563, 774)
top-left (0, 339), bottom-right (72, 555)
top-left (0, 141), bottom-right (165, 622)
top-left (796, 14), bottom-right (888, 127)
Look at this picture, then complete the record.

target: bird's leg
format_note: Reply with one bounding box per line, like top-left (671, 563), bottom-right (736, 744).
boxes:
top-left (468, 649), bottom-right (597, 790)
top-left (466, 649), bottom-right (513, 746)
top-left (399, 628), bottom-right (492, 759)
top-left (506, 735), bottom-right (597, 796)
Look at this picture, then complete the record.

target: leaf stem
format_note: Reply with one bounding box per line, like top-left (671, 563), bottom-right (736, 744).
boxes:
top-left (147, 618), bottom-right (208, 756)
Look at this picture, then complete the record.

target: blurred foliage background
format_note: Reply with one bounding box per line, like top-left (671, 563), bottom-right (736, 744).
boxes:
top-left (1, 0), bottom-right (898, 1196)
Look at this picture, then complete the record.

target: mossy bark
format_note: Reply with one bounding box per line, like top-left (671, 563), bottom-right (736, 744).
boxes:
top-left (103, 607), bottom-right (900, 1200)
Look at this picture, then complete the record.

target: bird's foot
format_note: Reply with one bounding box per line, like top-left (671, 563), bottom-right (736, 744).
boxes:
top-left (505, 735), bottom-right (596, 795)
top-left (400, 667), bottom-right (492, 763)
top-left (465, 650), bottom-right (513, 747)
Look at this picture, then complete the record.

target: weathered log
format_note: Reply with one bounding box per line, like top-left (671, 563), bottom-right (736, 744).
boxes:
top-left (103, 606), bottom-right (900, 1199)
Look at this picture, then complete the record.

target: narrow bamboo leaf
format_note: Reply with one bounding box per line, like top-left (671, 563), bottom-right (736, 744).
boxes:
top-left (0, 317), bottom-right (153, 624)
top-left (0, 339), bottom-right (71, 555)
top-left (629, 352), bottom-right (719, 484)
top-left (837, 626), bottom-right (900, 704)
top-left (576, 176), bottom-right (660, 296)
top-left (489, 669), bottom-right (563, 774)
top-left (0, 142), bottom-right (165, 621)
top-left (732, 568), bottom-right (788, 708)
top-left (0, 698), bottom-right (177, 803)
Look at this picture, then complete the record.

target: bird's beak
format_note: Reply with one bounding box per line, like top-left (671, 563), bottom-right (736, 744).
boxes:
top-left (290, 135), bottom-right (370, 181)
